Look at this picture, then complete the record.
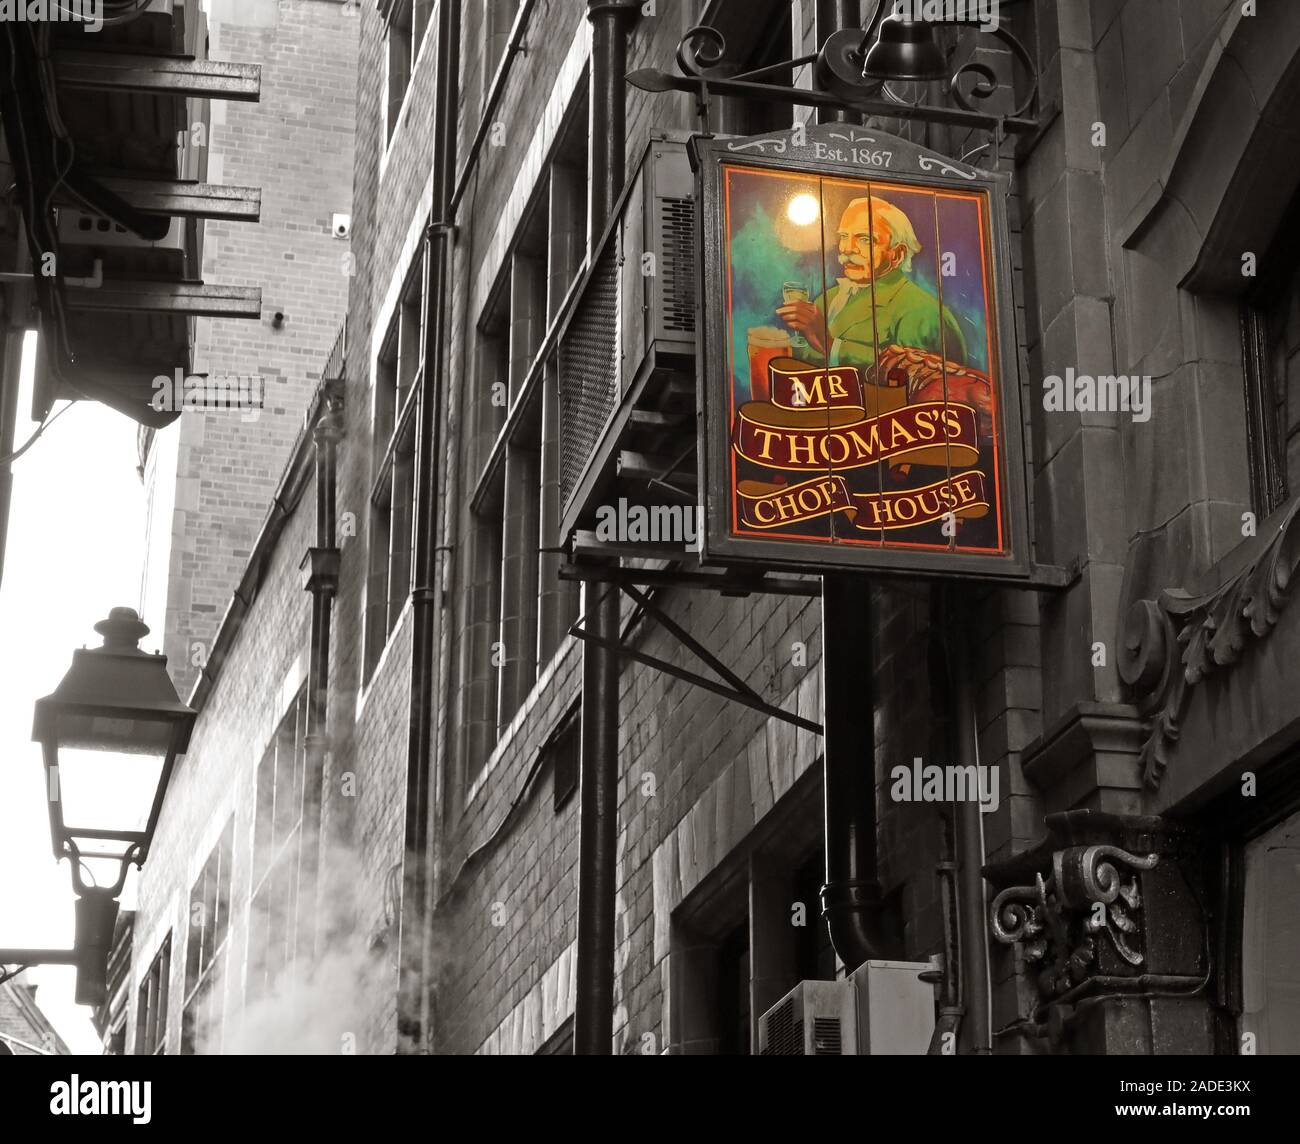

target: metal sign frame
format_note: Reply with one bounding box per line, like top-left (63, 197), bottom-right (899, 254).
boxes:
top-left (696, 122), bottom-right (1034, 582)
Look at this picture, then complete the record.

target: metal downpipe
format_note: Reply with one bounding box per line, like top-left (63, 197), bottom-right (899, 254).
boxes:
top-left (819, 575), bottom-right (892, 972)
top-left (574, 0), bottom-right (636, 1056)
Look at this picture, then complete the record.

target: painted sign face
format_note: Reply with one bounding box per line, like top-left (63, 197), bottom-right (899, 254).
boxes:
top-left (699, 128), bottom-right (1029, 579)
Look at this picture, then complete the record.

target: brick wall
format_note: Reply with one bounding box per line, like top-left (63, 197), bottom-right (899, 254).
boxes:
top-left (129, 485), bottom-right (316, 1054)
top-left (152, 0), bottom-right (359, 699)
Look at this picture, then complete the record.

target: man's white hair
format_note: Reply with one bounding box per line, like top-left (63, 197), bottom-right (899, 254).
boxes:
top-left (844, 196), bottom-right (922, 273)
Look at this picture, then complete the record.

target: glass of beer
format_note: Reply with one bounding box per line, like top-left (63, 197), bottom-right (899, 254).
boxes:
top-left (746, 326), bottom-right (791, 403)
top-left (782, 282), bottom-right (810, 349)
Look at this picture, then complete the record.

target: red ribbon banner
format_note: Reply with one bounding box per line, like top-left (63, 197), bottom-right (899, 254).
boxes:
top-left (736, 471), bottom-right (991, 531)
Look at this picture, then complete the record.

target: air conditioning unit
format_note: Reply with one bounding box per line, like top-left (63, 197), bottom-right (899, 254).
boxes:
top-left (758, 980), bottom-right (856, 1056)
top-left (850, 958), bottom-right (936, 1054)
top-left (557, 131), bottom-right (697, 541)
top-left (758, 960), bottom-right (936, 1055)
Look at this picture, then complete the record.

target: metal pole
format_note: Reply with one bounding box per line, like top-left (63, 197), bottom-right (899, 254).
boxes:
top-left (574, 0), bottom-right (635, 1056)
top-left (950, 598), bottom-right (992, 1054)
top-left (0, 949), bottom-right (80, 966)
top-left (397, 0), bottom-right (460, 1054)
top-left (299, 391), bottom-right (342, 964)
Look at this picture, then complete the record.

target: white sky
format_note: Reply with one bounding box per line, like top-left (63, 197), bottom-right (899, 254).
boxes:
top-left (0, 331), bottom-right (146, 1054)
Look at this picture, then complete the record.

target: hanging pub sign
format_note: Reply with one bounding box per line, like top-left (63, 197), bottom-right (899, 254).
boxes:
top-left (696, 124), bottom-right (1031, 580)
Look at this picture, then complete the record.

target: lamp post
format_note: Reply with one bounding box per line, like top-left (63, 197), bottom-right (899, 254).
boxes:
top-left (0, 607), bottom-right (195, 1005)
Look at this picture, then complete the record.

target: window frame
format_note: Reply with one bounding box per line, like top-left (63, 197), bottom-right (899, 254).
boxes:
top-left (457, 89), bottom-right (590, 778)
top-left (381, 0), bottom-right (434, 146)
top-left (246, 686), bottom-right (310, 1007)
top-left (364, 255), bottom-right (426, 681)
top-left (181, 817), bottom-right (234, 1055)
top-left (134, 933), bottom-right (172, 1056)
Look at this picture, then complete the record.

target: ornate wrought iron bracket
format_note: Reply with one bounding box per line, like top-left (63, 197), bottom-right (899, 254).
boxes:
top-left (1119, 496), bottom-right (1300, 789)
top-left (627, 10), bottom-right (1041, 139)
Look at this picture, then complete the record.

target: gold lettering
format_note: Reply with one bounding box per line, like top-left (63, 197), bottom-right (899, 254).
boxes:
top-left (820, 432), bottom-right (850, 465)
top-left (785, 434), bottom-right (817, 466)
top-left (797, 486), bottom-right (825, 514)
top-left (868, 496), bottom-right (896, 526)
top-left (791, 376), bottom-right (825, 407)
top-left (845, 424), bottom-right (884, 461)
top-left (953, 476), bottom-right (977, 504)
top-left (915, 489), bottom-right (942, 518)
top-left (772, 492), bottom-right (800, 521)
top-left (889, 415), bottom-right (917, 449)
top-left (751, 426), bottom-right (779, 461)
top-left (912, 409), bottom-right (938, 441)
top-left (893, 494), bottom-right (919, 522)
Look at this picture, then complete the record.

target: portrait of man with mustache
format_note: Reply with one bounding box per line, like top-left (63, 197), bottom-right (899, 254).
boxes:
top-left (776, 194), bottom-right (967, 373)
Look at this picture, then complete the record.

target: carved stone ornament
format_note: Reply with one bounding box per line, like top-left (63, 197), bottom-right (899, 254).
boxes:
top-left (990, 844), bottom-right (1160, 1001)
top-left (1118, 497), bottom-right (1300, 789)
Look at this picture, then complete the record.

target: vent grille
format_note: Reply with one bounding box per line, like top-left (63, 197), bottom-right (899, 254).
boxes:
top-left (658, 195), bottom-right (696, 334)
top-left (811, 1017), bottom-right (842, 1056)
top-left (558, 242), bottom-right (620, 510)
top-left (761, 995), bottom-right (802, 1056)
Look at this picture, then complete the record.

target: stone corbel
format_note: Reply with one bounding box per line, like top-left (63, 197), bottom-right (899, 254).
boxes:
top-left (984, 811), bottom-right (1204, 1007)
top-left (1119, 497), bottom-right (1300, 790)
top-left (991, 843), bottom-right (1158, 1000)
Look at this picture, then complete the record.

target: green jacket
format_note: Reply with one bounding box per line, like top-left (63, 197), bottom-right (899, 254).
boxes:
top-left (795, 268), bottom-right (967, 370)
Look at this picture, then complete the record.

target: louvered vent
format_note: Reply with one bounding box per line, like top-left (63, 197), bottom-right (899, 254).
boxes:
top-left (761, 995), bottom-right (802, 1056)
top-left (658, 195), bottom-right (696, 335)
top-left (558, 242), bottom-right (619, 511)
top-left (811, 1017), bottom-right (842, 1056)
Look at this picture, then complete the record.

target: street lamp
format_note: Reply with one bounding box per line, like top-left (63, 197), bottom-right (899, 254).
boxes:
top-left (0, 607), bottom-right (195, 1005)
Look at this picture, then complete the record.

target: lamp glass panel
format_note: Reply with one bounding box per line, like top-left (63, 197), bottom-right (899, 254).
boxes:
top-left (54, 747), bottom-right (165, 836)
top-left (60, 713), bottom-right (174, 755)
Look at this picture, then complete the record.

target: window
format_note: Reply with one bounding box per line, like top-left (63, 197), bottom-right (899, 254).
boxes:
top-left (537, 1015), bottom-right (574, 1055)
top-left (134, 934), bottom-right (171, 1055)
top-left (365, 256), bottom-right (425, 679)
top-left (1242, 185), bottom-right (1300, 515)
top-left (384, 0), bottom-right (432, 142)
top-left (668, 780), bottom-right (837, 1054)
top-left (549, 708), bottom-right (579, 811)
top-left (482, 0), bottom-right (522, 106)
top-left (181, 818), bottom-right (233, 1054)
top-left (1241, 810), bottom-right (1300, 1053)
top-left (460, 96), bottom-right (587, 776)
top-left (248, 687), bottom-right (307, 1003)
top-left (716, 921), bottom-right (752, 1055)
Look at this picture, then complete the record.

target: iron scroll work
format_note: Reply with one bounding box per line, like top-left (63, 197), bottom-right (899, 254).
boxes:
top-left (696, 123), bottom-right (1033, 581)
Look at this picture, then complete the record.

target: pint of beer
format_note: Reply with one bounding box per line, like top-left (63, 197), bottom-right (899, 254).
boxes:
top-left (746, 326), bottom-right (791, 402)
